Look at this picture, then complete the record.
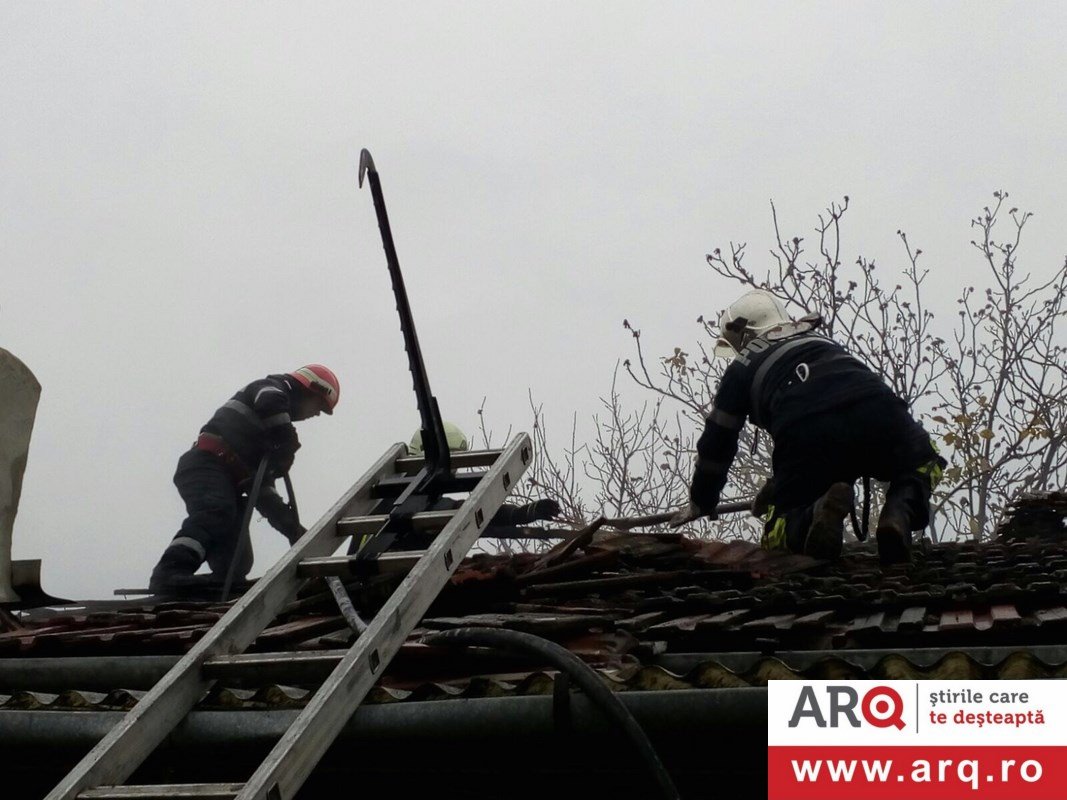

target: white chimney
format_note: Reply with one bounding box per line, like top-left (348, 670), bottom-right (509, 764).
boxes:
top-left (0, 348), bottom-right (40, 603)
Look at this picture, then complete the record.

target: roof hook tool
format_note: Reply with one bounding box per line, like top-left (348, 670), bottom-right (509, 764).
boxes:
top-left (354, 148), bottom-right (453, 562)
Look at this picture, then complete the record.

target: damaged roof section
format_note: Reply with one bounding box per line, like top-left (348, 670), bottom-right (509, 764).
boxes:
top-left (998, 491), bottom-right (1067, 541)
top-left (4, 536), bottom-right (1067, 663)
top-left (3, 490), bottom-right (1067, 708)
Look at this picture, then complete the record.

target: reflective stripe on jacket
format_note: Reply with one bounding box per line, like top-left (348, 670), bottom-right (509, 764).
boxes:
top-left (691, 332), bottom-right (893, 511)
top-left (199, 374), bottom-right (301, 473)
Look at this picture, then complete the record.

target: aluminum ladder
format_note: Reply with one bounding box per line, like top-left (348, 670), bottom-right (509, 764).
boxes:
top-left (48, 436), bottom-right (531, 799)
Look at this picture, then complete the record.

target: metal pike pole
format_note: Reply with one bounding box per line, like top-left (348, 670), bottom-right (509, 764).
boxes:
top-left (604, 500), bottom-right (753, 530)
top-left (220, 455), bottom-right (270, 603)
top-left (528, 500), bottom-right (754, 572)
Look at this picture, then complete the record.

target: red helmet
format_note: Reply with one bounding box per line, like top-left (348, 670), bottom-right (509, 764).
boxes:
top-left (288, 364), bottom-right (340, 414)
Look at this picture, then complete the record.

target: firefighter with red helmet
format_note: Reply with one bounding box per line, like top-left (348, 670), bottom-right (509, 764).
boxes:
top-left (148, 364), bottom-right (340, 592)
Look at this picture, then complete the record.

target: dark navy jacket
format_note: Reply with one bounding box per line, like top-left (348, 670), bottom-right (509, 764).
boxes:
top-left (691, 328), bottom-right (892, 511)
top-left (198, 374), bottom-right (302, 525)
top-left (200, 374), bottom-right (301, 471)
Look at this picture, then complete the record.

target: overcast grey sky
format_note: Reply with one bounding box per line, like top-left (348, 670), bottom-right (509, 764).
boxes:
top-left (3, 2), bottom-right (1065, 599)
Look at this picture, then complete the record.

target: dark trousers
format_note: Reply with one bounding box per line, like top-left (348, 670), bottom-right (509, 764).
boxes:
top-left (768, 395), bottom-right (940, 549)
top-left (170, 448), bottom-right (253, 578)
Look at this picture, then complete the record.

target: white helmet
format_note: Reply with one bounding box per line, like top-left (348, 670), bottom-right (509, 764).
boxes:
top-left (713, 290), bottom-right (792, 358)
top-left (408, 422), bottom-right (470, 455)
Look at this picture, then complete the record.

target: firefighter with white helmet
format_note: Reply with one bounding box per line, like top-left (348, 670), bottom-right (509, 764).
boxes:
top-left (408, 422), bottom-right (470, 455)
top-left (712, 289), bottom-right (792, 358)
top-left (678, 289), bottom-right (944, 565)
top-left (149, 364), bottom-right (340, 592)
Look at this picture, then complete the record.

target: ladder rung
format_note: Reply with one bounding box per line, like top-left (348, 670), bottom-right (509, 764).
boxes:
top-left (372, 471), bottom-right (487, 498)
top-left (79, 786), bottom-right (243, 800)
top-left (336, 509), bottom-right (457, 537)
top-left (297, 551), bottom-right (427, 579)
top-left (203, 651), bottom-right (345, 684)
top-left (47, 435), bottom-right (531, 800)
top-left (394, 448), bottom-right (503, 475)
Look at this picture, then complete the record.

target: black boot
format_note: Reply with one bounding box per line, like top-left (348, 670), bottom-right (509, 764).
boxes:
top-left (876, 502), bottom-right (915, 565)
top-left (148, 544), bottom-right (202, 594)
top-left (803, 483), bottom-right (854, 560)
top-left (876, 477), bottom-right (927, 566)
top-left (752, 477), bottom-right (777, 518)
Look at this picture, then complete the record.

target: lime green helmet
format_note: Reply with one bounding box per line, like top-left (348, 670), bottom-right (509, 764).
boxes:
top-left (408, 422), bottom-right (470, 455)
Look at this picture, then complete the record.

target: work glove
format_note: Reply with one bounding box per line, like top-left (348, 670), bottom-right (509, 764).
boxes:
top-left (688, 456), bottom-right (725, 516)
top-left (669, 501), bottom-right (717, 529)
top-left (267, 426), bottom-right (300, 476)
top-left (256, 486), bottom-right (301, 542)
top-left (282, 521), bottom-right (307, 546)
top-left (267, 506), bottom-right (304, 545)
top-left (751, 477), bottom-right (776, 518)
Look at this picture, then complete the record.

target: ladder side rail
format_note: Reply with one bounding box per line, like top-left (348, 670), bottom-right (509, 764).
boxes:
top-left (238, 433), bottom-right (532, 800)
top-left (47, 444), bottom-right (407, 800)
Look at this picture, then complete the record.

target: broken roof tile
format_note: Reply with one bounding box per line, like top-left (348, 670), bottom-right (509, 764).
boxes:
top-left (7, 504), bottom-right (1067, 704)
top-left (939, 610), bottom-right (975, 632)
top-left (1034, 607), bottom-right (1067, 626)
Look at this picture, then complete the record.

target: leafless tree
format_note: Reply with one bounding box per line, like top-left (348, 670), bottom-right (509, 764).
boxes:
top-left (488, 192), bottom-right (1066, 544)
top-left (927, 194), bottom-right (1067, 538)
top-left (622, 192), bottom-right (1067, 541)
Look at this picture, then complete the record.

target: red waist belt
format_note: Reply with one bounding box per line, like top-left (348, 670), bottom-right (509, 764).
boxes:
top-left (194, 433), bottom-right (251, 482)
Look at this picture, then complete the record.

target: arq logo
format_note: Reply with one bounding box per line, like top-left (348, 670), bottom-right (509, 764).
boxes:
top-left (788, 684), bottom-right (906, 730)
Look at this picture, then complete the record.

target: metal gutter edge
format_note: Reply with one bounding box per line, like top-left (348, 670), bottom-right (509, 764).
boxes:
top-left (5, 643), bottom-right (1066, 693)
top-left (0, 688), bottom-right (767, 748)
top-left (0, 656), bottom-right (177, 692)
top-left (658, 644), bottom-right (1067, 673)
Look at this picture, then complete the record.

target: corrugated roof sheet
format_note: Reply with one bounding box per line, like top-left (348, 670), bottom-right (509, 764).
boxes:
top-left (6, 649), bottom-right (1067, 712)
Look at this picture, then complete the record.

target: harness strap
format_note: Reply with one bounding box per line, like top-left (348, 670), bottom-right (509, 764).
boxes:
top-left (749, 336), bottom-right (817, 426)
top-left (849, 476), bottom-right (872, 541)
top-left (193, 432), bottom-right (252, 482)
